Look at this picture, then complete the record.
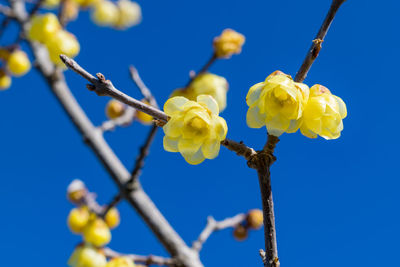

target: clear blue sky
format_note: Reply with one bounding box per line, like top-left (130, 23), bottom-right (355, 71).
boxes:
top-left (0, 0), bottom-right (399, 266)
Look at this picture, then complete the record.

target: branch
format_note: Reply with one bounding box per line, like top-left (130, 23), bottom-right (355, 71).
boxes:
top-left (192, 213), bottom-right (246, 252)
top-left (294, 0), bottom-right (347, 83)
top-left (100, 193), bottom-right (123, 218)
top-left (99, 106), bottom-right (136, 132)
top-left (184, 53), bottom-right (217, 88)
top-left (221, 139), bottom-right (256, 162)
top-left (104, 247), bottom-right (177, 266)
top-left (0, 4), bottom-right (13, 17)
top-left (129, 65), bottom-right (158, 108)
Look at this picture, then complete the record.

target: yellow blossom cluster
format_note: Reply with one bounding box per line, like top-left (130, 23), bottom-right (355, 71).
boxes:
top-left (171, 73), bottom-right (229, 112)
top-left (105, 99), bottom-right (154, 125)
top-left (213, 29), bottom-right (245, 59)
top-left (28, 13), bottom-right (80, 66)
top-left (246, 71), bottom-right (347, 139)
top-left (162, 95), bottom-right (228, 165)
top-left (0, 48), bottom-right (31, 90)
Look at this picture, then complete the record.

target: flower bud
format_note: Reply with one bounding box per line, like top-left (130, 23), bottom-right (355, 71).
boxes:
top-left (68, 206), bottom-right (90, 233)
top-left (63, 0), bottom-right (80, 22)
top-left (213, 29), bottom-right (245, 59)
top-left (106, 99), bottom-right (126, 119)
top-left (106, 257), bottom-right (136, 267)
top-left (67, 179), bottom-right (87, 203)
top-left (43, 0), bottom-right (61, 9)
top-left (105, 207), bottom-right (120, 229)
top-left (28, 13), bottom-right (61, 43)
top-left (83, 218), bottom-right (111, 247)
top-left (246, 209), bottom-right (263, 230)
top-left (0, 70), bottom-right (11, 90)
top-left (68, 244), bottom-right (107, 267)
top-left (46, 30), bottom-right (80, 66)
top-left (6, 50), bottom-right (31, 77)
top-left (114, 0), bottom-right (141, 29)
top-left (91, 0), bottom-right (119, 26)
top-left (233, 224), bottom-right (248, 241)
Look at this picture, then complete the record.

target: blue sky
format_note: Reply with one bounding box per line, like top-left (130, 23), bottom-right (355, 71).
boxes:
top-left (0, 0), bottom-right (399, 266)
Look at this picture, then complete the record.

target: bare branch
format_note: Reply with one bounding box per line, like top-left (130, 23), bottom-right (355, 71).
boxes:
top-left (192, 213), bottom-right (246, 252)
top-left (100, 193), bottom-right (123, 218)
top-left (295, 0), bottom-right (347, 83)
top-left (220, 139), bottom-right (256, 162)
top-left (99, 107), bottom-right (136, 132)
top-left (129, 65), bottom-right (158, 108)
top-left (104, 247), bottom-right (177, 266)
top-left (0, 4), bottom-right (13, 17)
top-left (60, 54), bottom-right (169, 122)
top-left (185, 53), bottom-right (217, 88)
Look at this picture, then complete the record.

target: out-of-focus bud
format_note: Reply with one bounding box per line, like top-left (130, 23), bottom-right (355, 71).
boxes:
top-left (67, 179), bottom-right (87, 203)
top-left (78, 0), bottom-right (101, 8)
top-left (68, 244), bottom-right (107, 267)
top-left (43, 0), bottom-right (61, 9)
top-left (0, 70), bottom-right (11, 90)
top-left (91, 0), bottom-right (119, 26)
top-left (28, 13), bottom-right (61, 43)
top-left (63, 0), bottom-right (80, 22)
top-left (106, 99), bottom-right (126, 119)
top-left (246, 209), bottom-right (263, 230)
top-left (105, 207), bottom-right (120, 229)
top-left (0, 48), bottom-right (10, 60)
top-left (135, 99), bottom-right (153, 125)
top-left (233, 224), bottom-right (248, 241)
top-left (105, 257), bottom-right (136, 267)
top-left (6, 50), bottom-right (31, 77)
top-left (213, 29), bottom-right (245, 59)
top-left (114, 0), bottom-right (141, 29)
top-left (68, 206), bottom-right (90, 233)
top-left (83, 218), bottom-right (112, 247)
top-left (46, 30), bottom-right (80, 66)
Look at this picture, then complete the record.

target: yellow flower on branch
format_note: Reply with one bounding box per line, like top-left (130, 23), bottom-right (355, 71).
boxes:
top-left (246, 71), bottom-right (309, 137)
top-left (171, 73), bottom-right (228, 112)
top-left (68, 244), bottom-right (107, 267)
top-left (6, 50), bottom-right (31, 77)
top-left (28, 13), bottom-right (61, 43)
top-left (300, 84), bottom-right (347, 139)
top-left (106, 257), bottom-right (136, 267)
top-left (67, 206), bottom-right (90, 233)
top-left (163, 95), bottom-right (228, 165)
top-left (83, 217), bottom-right (112, 247)
top-left (213, 29), bottom-right (245, 59)
top-left (115, 0), bottom-right (142, 29)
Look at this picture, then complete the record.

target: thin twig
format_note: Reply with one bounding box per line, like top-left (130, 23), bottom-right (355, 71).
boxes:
top-left (104, 247), bottom-right (177, 266)
top-left (99, 107), bottom-right (136, 132)
top-left (192, 213), bottom-right (246, 252)
top-left (220, 139), bottom-right (256, 162)
top-left (129, 65), bottom-right (158, 108)
top-left (0, 4), bottom-right (13, 17)
top-left (295, 0), bottom-right (347, 83)
top-left (184, 53), bottom-right (217, 88)
top-left (100, 193), bottom-right (123, 218)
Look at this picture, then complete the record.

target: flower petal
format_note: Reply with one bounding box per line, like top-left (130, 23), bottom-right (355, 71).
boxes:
top-left (181, 148), bottom-right (206, 165)
top-left (246, 105), bottom-right (266, 128)
top-left (246, 82), bottom-right (264, 106)
top-left (197, 94), bottom-right (219, 115)
top-left (334, 95), bottom-right (347, 119)
top-left (163, 115), bottom-right (183, 138)
top-left (163, 136), bottom-right (179, 152)
top-left (265, 115), bottom-right (290, 136)
top-left (164, 96), bottom-right (188, 116)
top-left (201, 138), bottom-right (221, 159)
top-left (286, 119), bottom-right (301, 133)
top-left (178, 138), bottom-right (202, 155)
top-left (300, 124), bottom-right (318, 139)
top-left (212, 115), bottom-right (228, 140)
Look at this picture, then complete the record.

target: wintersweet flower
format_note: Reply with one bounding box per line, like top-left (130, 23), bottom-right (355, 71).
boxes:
top-left (0, 70), bottom-right (11, 90)
top-left (91, 0), bottom-right (119, 26)
top-left (106, 257), bottom-right (136, 267)
top-left (171, 73), bottom-right (228, 112)
top-left (6, 50), bottom-right (31, 77)
top-left (300, 84), bottom-right (347, 140)
top-left (83, 217), bottom-right (111, 247)
top-left (46, 30), bottom-right (80, 66)
top-left (106, 99), bottom-right (126, 119)
top-left (213, 29), bottom-right (245, 59)
top-left (246, 71), bottom-right (309, 136)
top-left (68, 206), bottom-right (90, 233)
top-left (104, 207), bottom-right (120, 229)
top-left (163, 95), bottom-right (228, 165)
top-left (115, 0), bottom-right (142, 29)
top-left (68, 244), bottom-right (107, 267)
top-left (28, 13), bottom-right (61, 43)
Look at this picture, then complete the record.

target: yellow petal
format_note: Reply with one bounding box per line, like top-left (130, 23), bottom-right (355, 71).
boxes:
top-left (163, 136), bottom-right (179, 152)
top-left (201, 139), bottom-right (220, 159)
top-left (246, 82), bottom-right (264, 106)
top-left (286, 119), bottom-right (301, 133)
top-left (334, 95), bottom-right (347, 119)
top-left (300, 124), bottom-right (317, 139)
top-left (265, 115), bottom-right (290, 137)
top-left (178, 138), bottom-right (202, 155)
top-left (246, 105), bottom-right (266, 128)
top-left (163, 115), bottom-right (183, 138)
top-left (164, 96), bottom-right (188, 116)
top-left (212, 115), bottom-right (228, 140)
top-left (181, 148), bottom-right (206, 165)
top-left (197, 94), bottom-right (219, 115)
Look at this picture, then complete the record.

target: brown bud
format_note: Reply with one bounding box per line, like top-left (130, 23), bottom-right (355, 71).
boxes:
top-left (247, 209), bottom-right (263, 230)
top-left (233, 224), bottom-right (248, 241)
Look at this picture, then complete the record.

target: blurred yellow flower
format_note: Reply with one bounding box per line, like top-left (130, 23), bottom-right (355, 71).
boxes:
top-left (106, 257), bottom-right (136, 267)
top-left (28, 13), bottom-right (61, 43)
top-left (0, 71), bottom-right (11, 90)
top-left (46, 30), bottom-right (80, 66)
top-left (67, 206), bottom-right (90, 233)
top-left (7, 50), bottom-right (31, 77)
top-left (246, 71), bottom-right (309, 136)
top-left (163, 95), bottom-right (228, 165)
top-left (68, 244), bottom-right (107, 267)
top-left (105, 207), bottom-right (120, 229)
top-left (135, 99), bottom-right (154, 125)
top-left (171, 73), bottom-right (228, 112)
top-left (91, 0), bottom-right (119, 26)
top-left (106, 99), bottom-right (126, 119)
top-left (83, 218), bottom-right (111, 247)
top-left (213, 29), bottom-right (245, 59)
top-left (300, 84), bottom-right (347, 139)
top-left (115, 0), bottom-right (142, 29)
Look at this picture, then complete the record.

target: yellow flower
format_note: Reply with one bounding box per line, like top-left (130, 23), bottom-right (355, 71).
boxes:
top-left (106, 257), bottom-right (136, 267)
top-left (213, 29), bottom-right (245, 59)
top-left (105, 207), bottom-right (120, 229)
top-left (67, 206), bottom-right (90, 233)
top-left (83, 217), bottom-right (111, 247)
top-left (114, 0), bottom-right (142, 29)
top-left (171, 73), bottom-right (228, 112)
top-left (43, 0), bottom-right (61, 8)
top-left (246, 70), bottom-right (309, 137)
top-left (91, 0), bottom-right (119, 26)
top-left (106, 99), bottom-right (126, 119)
top-left (63, 0), bottom-right (80, 22)
top-left (300, 84), bottom-right (347, 140)
top-left (6, 50), bottom-right (31, 77)
top-left (246, 209), bottom-right (263, 230)
top-left (28, 13), bottom-right (61, 43)
top-left (46, 30), bottom-right (80, 66)
top-left (135, 99), bottom-right (153, 124)
top-left (163, 95), bottom-right (228, 165)
top-left (0, 70), bottom-right (11, 90)
top-left (68, 244), bottom-right (107, 267)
